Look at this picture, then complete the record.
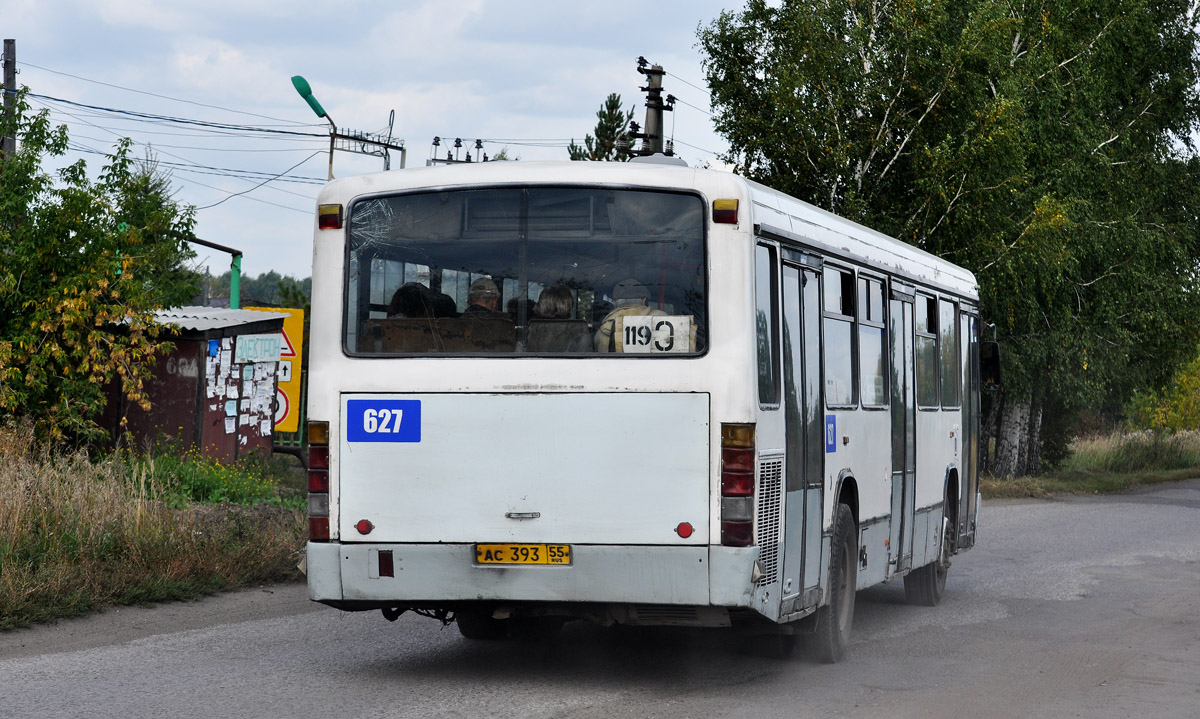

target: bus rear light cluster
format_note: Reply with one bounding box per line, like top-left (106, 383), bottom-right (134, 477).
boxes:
top-left (308, 420), bottom-right (330, 542)
top-left (318, 204), bottom-right (343, 230)
top-left (712, 199), bottom-right (739, 224)
top-left (720, 423), bottom-right (756, 547)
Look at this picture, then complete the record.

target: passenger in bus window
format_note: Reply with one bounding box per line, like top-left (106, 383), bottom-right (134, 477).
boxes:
top-left (529, 284), bottom-right (591, 352)
top-left (533, 283), bottom-right (574, 319)
top-left (463, 278), bottom-right (505, 317)
top-left (594, 279), bottom-right (665, 352)
top-left (387, 283), bottom-right (433, 318)
top-left (387, 282), bottom-right (457, 318)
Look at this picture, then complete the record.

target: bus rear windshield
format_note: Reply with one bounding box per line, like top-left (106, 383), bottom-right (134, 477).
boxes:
top-left (344, 187), bottom-right (707, 356)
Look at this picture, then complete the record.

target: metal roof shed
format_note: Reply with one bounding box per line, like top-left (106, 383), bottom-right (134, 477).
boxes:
top-left (106, 306), bottom-right (289, 463)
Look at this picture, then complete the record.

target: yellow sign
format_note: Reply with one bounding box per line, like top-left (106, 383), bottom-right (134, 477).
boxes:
top-left (246, 307), bottom-right (305, 433)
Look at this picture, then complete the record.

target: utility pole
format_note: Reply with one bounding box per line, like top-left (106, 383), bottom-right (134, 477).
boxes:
top-left (630, 57), bottom-right (674, 158)
top-left (2, 39), bottom-right (16, 162)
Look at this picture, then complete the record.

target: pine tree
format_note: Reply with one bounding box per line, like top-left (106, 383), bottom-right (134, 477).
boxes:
top-left (568, 93), bottom-right (634, 161)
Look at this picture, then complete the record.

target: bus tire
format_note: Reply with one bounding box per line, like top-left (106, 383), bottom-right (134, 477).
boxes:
top-left (810, 503), bottom-right (857, 663)
top-left (904, 507), bottom-right (950, 606)
top-left (456, 609), bottom-right (509, 640)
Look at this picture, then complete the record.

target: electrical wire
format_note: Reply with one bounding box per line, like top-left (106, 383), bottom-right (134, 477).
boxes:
top-left (27, 92), bottom-right (327, 137)
top-left (19, 60), bottom-right (325, 128)
top-left (195, 151), bottom-right (323, 210)
top-left (33, 98), bottom-right (326, 188)
top-left (672, 95), bottom-right (713, 118)
top-left (671, 138), bottom-right (719, 156)
top-left (172, 174), bottom-right (315, 214)
top-left (665, 71), bottom-right (711, 99)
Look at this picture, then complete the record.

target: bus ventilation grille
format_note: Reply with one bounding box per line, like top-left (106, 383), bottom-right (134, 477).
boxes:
top-left (755, 457), bottom-right (784, 586)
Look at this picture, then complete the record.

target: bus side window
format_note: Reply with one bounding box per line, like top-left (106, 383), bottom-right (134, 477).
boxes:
top-left (755, 244), bottom-right (780, 406)
top-left (939, 299), bottom-right (960, 408)
top-left (858, 276), bottom-right (887, 407)
top-left (823, 265), bottom-right (856, 407)
top-left (915, 294), bottom-right (939, 407)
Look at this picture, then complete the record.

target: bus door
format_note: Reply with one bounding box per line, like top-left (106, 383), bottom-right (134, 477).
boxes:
top-left (889, 288), bottom-right (917, 574)
top-left (780, 260), bottom-right (825, 614)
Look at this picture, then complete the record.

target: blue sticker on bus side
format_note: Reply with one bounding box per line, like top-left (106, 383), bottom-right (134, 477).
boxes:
top-left (346, 400), bottom-right (421, 443)
top-left (825, 415), bottom-right (836, 453)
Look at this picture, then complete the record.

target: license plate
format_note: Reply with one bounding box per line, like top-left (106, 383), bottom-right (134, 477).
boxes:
top-left (474, 543), bottom-right (571, 566)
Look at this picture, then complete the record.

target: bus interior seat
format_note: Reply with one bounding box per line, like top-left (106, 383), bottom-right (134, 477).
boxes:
top-left (526, 319), bottom-right (593, 353)
top-left (363, 317), bottom-right (516, 353)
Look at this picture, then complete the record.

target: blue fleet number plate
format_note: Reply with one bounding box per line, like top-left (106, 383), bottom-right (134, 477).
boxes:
top-left (474, 543), bottom-right (571, 566)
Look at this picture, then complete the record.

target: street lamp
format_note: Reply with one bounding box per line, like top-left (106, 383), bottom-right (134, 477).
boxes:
top-left (292, 75), bottom-right (337, 179)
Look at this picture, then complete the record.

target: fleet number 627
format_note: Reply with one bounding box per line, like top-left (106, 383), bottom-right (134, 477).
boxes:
top-left (362, 408), bottom-right (404, 433)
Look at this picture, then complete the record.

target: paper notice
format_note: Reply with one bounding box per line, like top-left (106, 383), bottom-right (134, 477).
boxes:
top-left (224, 417), bottom-right (235, 434)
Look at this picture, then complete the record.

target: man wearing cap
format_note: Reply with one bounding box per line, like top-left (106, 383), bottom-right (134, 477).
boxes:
top-left (463, 278), bottom-right (505, 317)
top-left (594, 278), bottom-right (666, 351)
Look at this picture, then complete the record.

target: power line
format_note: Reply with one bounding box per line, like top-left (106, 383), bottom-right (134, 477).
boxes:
top-left (671, 95), bottom-right (713, 118)
top-left (167, 171), bottom-right (315, 214)
top-left (27, 92), bottom-right (327, 137)
top-left (65, 141), bottom-right (325, 186)
top-left (665, 71), bottom-right (711, 99)
top-left (195, 151), bottom-right (323, 210)
top-left (671, 138), bottom-right (719, 156)
top-left (19, 60), bottom-right (322, 127)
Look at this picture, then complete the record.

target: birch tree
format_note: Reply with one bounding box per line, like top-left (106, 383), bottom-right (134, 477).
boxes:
top-left (701, 0), bottom-right (1200, 475)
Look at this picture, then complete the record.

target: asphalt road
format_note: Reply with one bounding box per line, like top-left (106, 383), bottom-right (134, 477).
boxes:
top-left (2, 480), bottom-right (1198, 719)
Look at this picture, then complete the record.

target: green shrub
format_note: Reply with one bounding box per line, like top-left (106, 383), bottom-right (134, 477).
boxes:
top-left (0, 423), bottom-right (305, 630)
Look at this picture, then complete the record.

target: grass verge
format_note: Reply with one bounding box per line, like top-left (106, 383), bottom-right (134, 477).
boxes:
top-left (0, 424), bottom-right (305, 630)
top-left (982, 430), bottom-right (1200, 498)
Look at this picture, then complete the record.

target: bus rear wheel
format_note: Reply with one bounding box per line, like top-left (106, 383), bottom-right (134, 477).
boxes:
top-left (809, 503), bottom-right (857, 663)
top-left (904, 508), bottom-right (951, 606)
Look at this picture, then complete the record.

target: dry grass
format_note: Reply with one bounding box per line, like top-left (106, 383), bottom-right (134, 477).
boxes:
top-left (0, 424), bottom-right (305, 630)
top-left (982, 430), bottom-right (1200, 498)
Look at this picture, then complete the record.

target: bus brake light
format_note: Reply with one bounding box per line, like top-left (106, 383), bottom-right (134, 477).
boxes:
top-left (720, 423), bottom-right (756, 547)
top-left (712, 199), bottom-right (739, 224)
top-left (318, 204), bottom-right (343, 230)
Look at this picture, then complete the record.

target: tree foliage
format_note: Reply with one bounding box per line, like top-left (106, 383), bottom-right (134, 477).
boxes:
top-left (701, 0), bottom-right (1200, 474)
top-left (203, 270), bottom-right (311, 307)
top-left (569, 93), bottom-right (635, 161)
top-left (1128, 346), bottom-right (1200, 432)
top-left (0, 91), bottom-right (198, 443)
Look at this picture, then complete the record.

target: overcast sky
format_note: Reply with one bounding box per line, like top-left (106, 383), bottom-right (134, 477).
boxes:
top-left (5, 0), bottom-right (740, 279)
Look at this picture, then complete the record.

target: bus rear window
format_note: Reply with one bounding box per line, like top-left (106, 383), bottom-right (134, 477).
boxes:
top-left (343, 187), bottom-right (707, 356)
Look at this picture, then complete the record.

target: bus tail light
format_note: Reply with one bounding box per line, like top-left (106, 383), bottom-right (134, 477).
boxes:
top-left (308, 420), bottom-right (330, 542)
top-left (309, 517), bottom-right (330, 541)
top-left (712, 199), bottom-right (739, 224)
top-left (720, 423), bottom-right (756, 547)
top-left (318, 204), bottom-right (343, 230)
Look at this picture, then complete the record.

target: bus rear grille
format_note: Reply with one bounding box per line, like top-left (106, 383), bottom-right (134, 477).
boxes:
top-left (755, 456), bottom-right (784, 586)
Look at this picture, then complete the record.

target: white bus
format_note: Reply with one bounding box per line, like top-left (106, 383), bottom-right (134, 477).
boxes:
top-left (303, 158), bottom-right (998, 661)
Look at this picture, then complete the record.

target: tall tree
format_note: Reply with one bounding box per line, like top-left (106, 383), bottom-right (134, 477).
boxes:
top-left (568, 93), bottom-right (635, 161)
top-left (701, 0), bottom-right (1200, 475)
top-left (0, 91), bottom-right (198, 443)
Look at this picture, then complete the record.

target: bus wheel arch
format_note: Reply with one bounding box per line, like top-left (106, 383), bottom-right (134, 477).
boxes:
top-left (834, 471), bottom-right (860, 529)
top-left (944, 468), bottom-right (960, 553)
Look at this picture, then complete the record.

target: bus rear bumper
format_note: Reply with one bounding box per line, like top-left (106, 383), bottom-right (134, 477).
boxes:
top-left (307, 542), bottom-right (758, 608)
